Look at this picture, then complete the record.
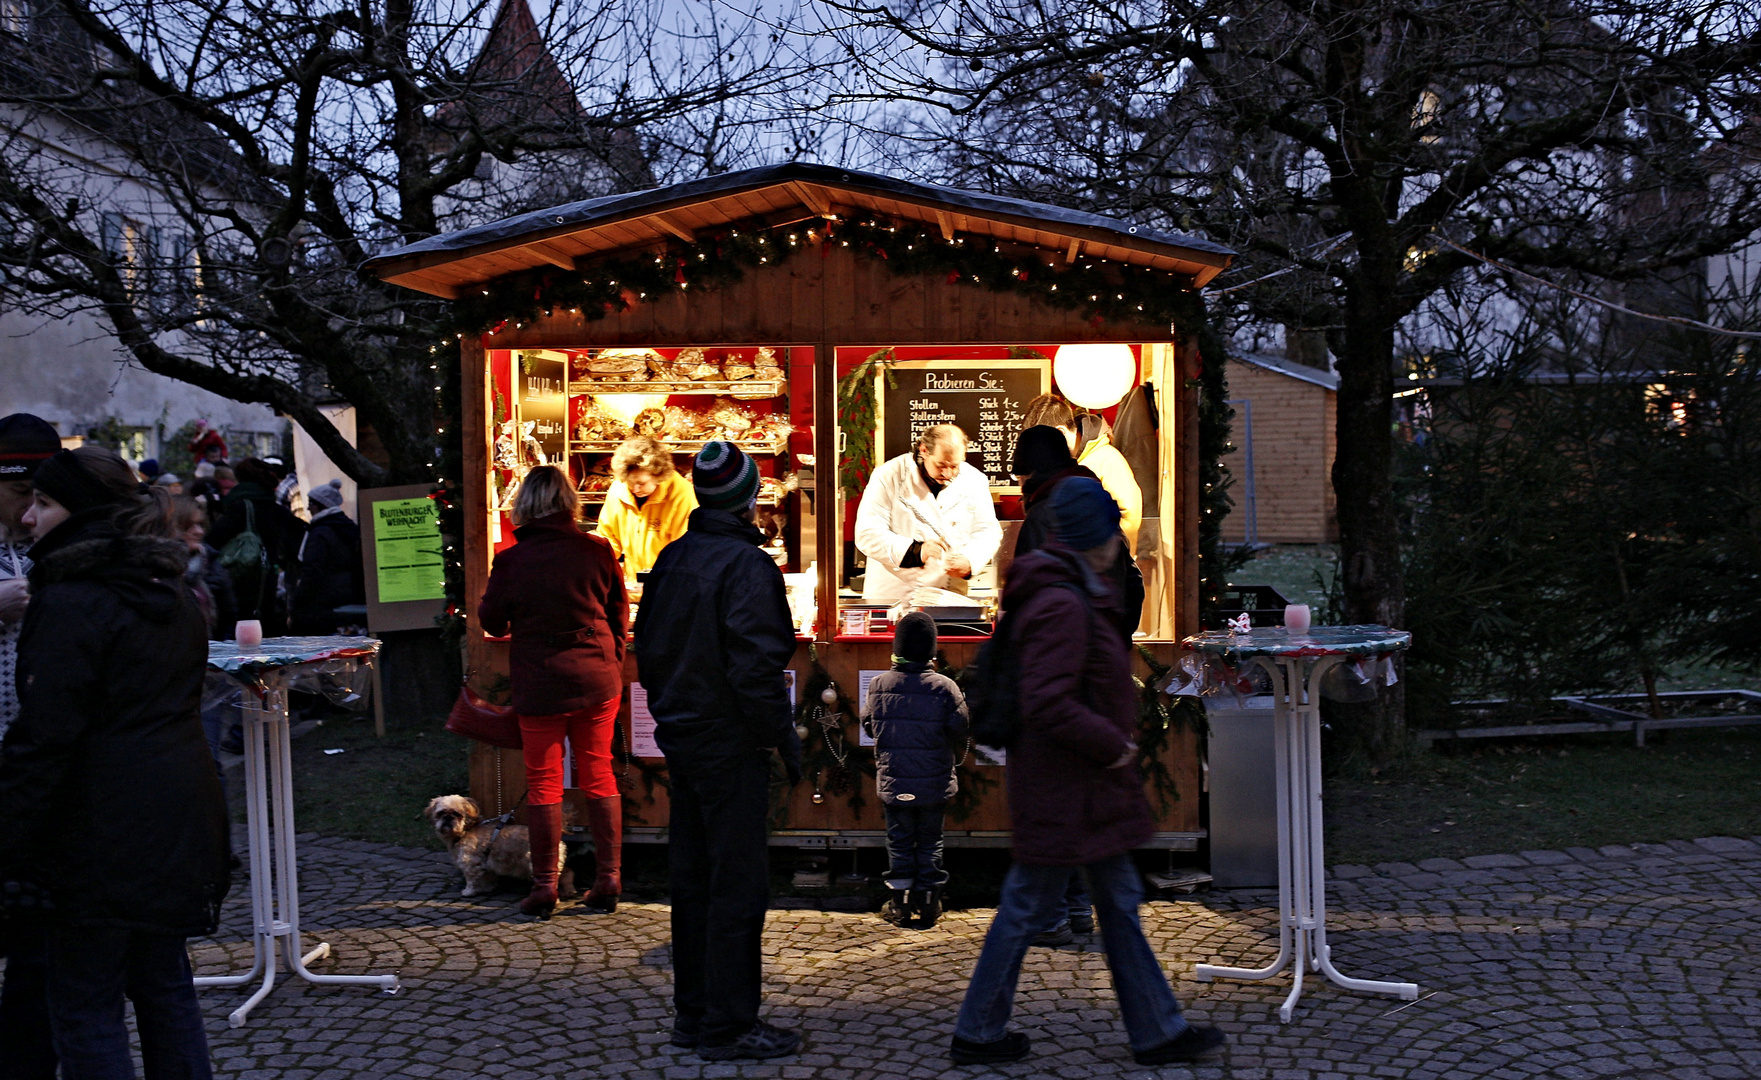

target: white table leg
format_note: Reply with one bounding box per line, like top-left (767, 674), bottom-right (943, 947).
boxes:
top-left (1195, 655), bottom-right (1295, 987)
top-left (1196, 653), bottom-right (1417, 1021)
top-left (195, 682), bottom-right (400, 1027)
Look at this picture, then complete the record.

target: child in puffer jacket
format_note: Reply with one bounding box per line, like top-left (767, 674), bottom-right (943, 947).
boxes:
top-left (861, 611), bottom-right (969, 928)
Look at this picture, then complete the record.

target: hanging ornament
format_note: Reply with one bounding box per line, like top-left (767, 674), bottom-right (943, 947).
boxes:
top-left (795, 723), bottom-right (811, 742)
top-left (821, 684), bottom-right (839, 707)
top-left (811, 789), bottom-right (825, 805)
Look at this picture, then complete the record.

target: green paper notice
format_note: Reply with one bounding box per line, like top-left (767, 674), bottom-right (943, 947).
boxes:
top-left (373, 497), bottom-right (446, 603)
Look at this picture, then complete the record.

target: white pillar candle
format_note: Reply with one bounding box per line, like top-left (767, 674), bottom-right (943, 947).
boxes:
top-left (1284, 604), bottom-right (1311, 634)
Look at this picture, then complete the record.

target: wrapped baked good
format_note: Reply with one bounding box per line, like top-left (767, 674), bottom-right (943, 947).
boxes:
top-left (724, 351), bottom-right (757, 381)
top-left (662, 405), bottom-right (715, 440)
top-left (585, 348), bottom-right (655, 379)
top-left (670, 347), bottom-right (718, 381)
top-left (707, 397), bottom-right (755, 437)
top-left (633, 407), bottom-right (667, 436)
top-left (574, 398), bottom-right (633, 443)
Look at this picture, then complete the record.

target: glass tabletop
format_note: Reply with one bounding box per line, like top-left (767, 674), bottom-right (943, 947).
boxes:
top-left (1182, 624), bottom-right (1411, 661)
top-left (207, 635), bottom-right (381, 673)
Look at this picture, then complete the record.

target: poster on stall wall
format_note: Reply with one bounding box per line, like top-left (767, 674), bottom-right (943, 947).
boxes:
top-left (629, 673), bottom-right (797, 760)
top-left (359, 484), bottom-right (449, 633)
top-left (518, 351), bottom-right (568, 470)
top-left (857, 670), bottom-right (884, 746)
top-left (628, 683), bottom-right (661, 758)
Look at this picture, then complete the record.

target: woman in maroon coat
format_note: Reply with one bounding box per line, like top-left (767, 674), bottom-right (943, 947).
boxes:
top-left (479, 466), bottom-right (628, 918)
top-left (950, 478), bottom-right (1224, 1069)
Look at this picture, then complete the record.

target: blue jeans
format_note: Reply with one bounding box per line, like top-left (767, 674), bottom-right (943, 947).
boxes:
top-left (955, 854), bottom-right (1188, 1053)
top-left (882, 804), bottom-right (948, 890)
top-left (45, 924), bottom-right (213, 1080)
top-left (1038, 871), bottom-right (1093, 931)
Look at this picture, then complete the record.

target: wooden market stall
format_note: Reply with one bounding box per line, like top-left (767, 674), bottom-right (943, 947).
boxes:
top-left (365, 163), bottom-right (1233, 854)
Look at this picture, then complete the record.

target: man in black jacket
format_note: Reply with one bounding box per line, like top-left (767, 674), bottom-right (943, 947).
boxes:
top-left (289, 479), bottom-right (364, 635)
top-left (634, 440), bottom-right (802, 1062)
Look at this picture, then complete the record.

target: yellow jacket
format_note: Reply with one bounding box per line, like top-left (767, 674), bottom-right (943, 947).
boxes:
top-left (1079, 434), bottom-right (1143, 555)
top-left (595, 470), bottom-right (697, 575)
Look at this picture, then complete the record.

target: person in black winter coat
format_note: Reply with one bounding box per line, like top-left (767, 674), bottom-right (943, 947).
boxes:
top-left (633, 441), bottom-right (803, 1063)
top-left (1010, 426), bottom-right (1144, 639)
top-left (289, 479), bottom-right (364, 636)
top-left (208, 457), bottom-right (304, 634)
top-left (0, 446), bottom-right (231, 1079)
top-left (861, 612), bottom-right (968, 929)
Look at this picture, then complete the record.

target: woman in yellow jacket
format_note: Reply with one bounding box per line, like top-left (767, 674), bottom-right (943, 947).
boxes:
top-left (595, 436), bottom-right (696, 575)
top-left (1074, 414), bottom-right (1143, 556)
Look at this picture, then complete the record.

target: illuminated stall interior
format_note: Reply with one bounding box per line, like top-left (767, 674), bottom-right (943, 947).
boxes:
top-left (367, 164), bottom-right (1232, 844)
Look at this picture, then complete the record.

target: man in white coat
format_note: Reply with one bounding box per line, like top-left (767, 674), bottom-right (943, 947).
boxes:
top-left (856, 424), bottom-right (1002, 603)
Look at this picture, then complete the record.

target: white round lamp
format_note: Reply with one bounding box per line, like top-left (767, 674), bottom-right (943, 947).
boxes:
top-left (1053, 343), bottom-right (1137, 410)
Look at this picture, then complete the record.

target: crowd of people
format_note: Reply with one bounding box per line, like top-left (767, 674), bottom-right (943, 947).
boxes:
top-left (0, 414), bottom-right (373, 1078)
top-left (0, 389), bottom-right (1224, 1075)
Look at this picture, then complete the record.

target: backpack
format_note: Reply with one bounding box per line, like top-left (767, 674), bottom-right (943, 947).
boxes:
top-left (963, 580), bottom-right (1090, 750)
top-left (219, 499), bottom-right (270, 605)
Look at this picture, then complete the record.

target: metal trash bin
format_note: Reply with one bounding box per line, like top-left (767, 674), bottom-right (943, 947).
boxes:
top-left (1205, 695), bottom-right (1278, 888)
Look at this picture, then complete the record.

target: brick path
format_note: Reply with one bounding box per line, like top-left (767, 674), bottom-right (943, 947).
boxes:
top-left (176, 834), bottom-right (1761, 1079)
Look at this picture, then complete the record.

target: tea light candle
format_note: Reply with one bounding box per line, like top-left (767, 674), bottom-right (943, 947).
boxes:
top-left (1284, 604), bottom-right (1311, 634)
top-left (235, 620), bottom-right (263, 649)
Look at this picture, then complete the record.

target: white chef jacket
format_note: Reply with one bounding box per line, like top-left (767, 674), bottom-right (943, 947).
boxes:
top-left (855, 453), bottom-right (1002, 602)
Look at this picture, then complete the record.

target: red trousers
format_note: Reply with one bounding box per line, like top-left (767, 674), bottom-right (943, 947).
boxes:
top-left (519, 696), bottom-right (621, 802)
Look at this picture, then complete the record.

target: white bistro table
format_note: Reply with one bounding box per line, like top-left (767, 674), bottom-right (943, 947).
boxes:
top-left (1182, 624), bottom-right (1418, 1021)
top-left (196, 636), bottom-right (401, 1027)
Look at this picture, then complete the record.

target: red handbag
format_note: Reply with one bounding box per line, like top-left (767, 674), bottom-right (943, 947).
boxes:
top-left (445, 684), bottom-right (523, 750)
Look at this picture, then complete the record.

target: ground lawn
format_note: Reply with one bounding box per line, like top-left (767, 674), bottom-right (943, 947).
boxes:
top-left (283, 711), bottom-right (471, 850)
top-left (1323, 724), bottom-right (1761, 865)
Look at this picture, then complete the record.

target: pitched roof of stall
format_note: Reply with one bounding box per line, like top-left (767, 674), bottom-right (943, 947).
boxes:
top-left (363, 161), bottom-right (1234, 297)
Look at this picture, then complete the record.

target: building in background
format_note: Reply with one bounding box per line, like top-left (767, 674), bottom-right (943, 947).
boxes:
top-left (1220, 351), bottom-right (1337, 547)
top-left (0, 2), bottom-right (282, 464)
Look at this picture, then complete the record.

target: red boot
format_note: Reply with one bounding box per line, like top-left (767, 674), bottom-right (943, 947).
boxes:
top-left (520, 801), bottom-right (563, 918)
top-left (584, 795), bottom-right (623, 913)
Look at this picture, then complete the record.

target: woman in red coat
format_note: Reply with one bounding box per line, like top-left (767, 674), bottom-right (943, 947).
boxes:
top-left (478, 466), bottom-right (628, 918)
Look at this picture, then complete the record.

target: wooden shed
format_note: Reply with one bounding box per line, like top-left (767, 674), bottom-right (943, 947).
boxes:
top-left (365, 163), bottom-right (1232, 852)
top-left (1220, 351), bottom-right (1338, 546)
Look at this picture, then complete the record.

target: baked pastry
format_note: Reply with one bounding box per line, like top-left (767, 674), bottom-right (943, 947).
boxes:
top-left (633, 407), bottom-right (667, 436)
top-left (708, 397), bottom-right (755, 437)
top-left (585, 348), bottom-right (655, 378)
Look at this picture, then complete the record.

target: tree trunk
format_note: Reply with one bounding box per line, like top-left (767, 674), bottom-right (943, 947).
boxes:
top-left (1330, 257), bottom-right (1408, 761)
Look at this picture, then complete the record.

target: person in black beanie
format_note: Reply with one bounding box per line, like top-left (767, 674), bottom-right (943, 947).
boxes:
top-left (1, 445), bottom-right (231, 1080)
top-left (861, 611), bottom-right (968, 929)
top-left (1011, 424), bottom-right (1097, 559)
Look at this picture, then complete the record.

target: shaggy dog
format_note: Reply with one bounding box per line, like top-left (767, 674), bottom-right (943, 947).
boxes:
top-left (425, 795), bottom-right (575, 899)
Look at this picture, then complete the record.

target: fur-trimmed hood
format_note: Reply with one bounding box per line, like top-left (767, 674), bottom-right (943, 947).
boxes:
top-left (28, 518), bottom-right (192, 624)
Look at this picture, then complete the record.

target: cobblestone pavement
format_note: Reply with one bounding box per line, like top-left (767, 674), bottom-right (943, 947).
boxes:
top-left (173, 834), bottom-right (1761, 1080)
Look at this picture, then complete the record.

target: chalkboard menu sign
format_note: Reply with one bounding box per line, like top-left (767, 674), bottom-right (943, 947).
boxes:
top-left (518, 351), bottom-right (568, 468)
top-left (876, 359), bottom-right (1049, 489)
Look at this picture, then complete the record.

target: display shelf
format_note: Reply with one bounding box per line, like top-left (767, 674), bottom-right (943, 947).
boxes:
top-left (568, 378), bottom-right (785, 397)
top-left (570, 432), bottom-right (790, 455)
top-left (580, 487), bottom-right (786, 506)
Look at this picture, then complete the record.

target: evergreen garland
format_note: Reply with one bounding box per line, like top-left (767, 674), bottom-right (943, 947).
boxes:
top-left (835, 348), bottom-right (896, 499)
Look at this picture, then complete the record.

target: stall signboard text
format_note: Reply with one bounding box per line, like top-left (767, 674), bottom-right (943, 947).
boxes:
top-left (518, 351), bottom-right (568, 469)
top-left (372, 498), bottom-right (446, 603)
top-left (877, 359), bottom-right (1048, 489)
